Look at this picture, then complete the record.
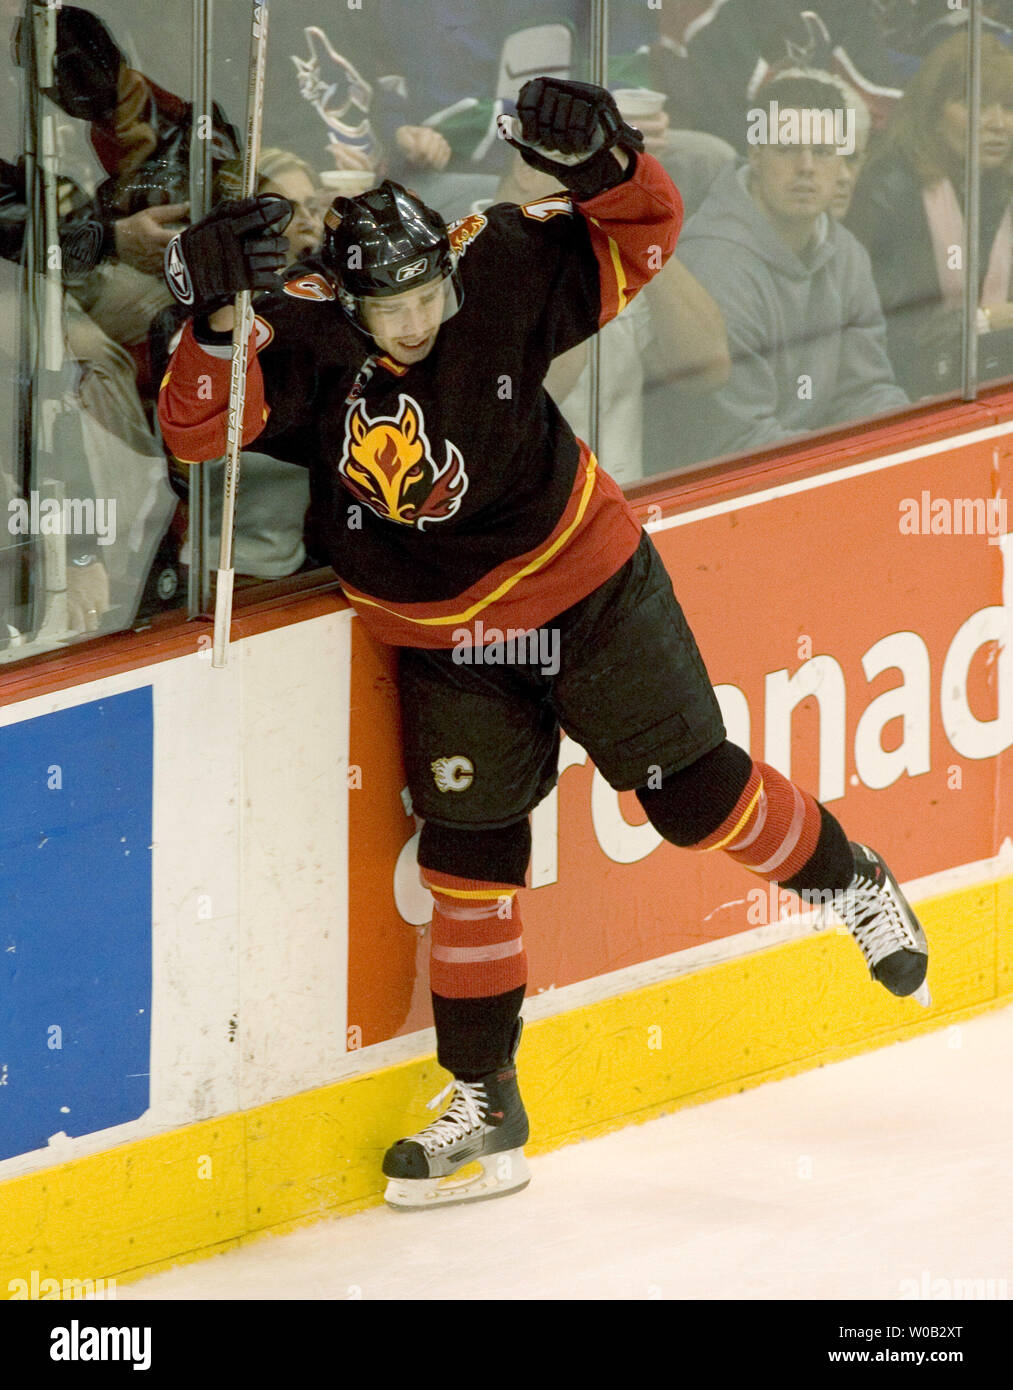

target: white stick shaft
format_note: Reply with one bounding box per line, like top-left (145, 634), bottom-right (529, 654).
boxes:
top-left (212, 566), bottom-right (234, 666)
top-left (212, 0), bottom-right (269, 669)
top-left (35, 2), bottom-right (63, 369)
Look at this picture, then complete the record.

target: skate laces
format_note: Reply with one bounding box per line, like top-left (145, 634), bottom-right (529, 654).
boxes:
top-left (416, 1080), bottom-right (488, 1153)
top-left (840, 871), bottom-right (916, 969)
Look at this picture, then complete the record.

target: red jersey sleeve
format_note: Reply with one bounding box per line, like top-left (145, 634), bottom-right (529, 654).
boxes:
top-left (477, 150), bottom-right (683, 362)
top-left (572, 150), bottom-right (684, 329)
top-left (157, 318), bottom-right (271, 464)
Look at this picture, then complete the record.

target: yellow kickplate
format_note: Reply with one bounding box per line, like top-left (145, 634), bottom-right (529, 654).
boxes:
top-left (1, 876), bottom-right (1009, 1295)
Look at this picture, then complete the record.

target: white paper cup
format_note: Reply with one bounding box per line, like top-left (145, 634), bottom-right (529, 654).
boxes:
top-left (319, 170), bottom-right (377, 199)
top-left (613, 88), bottom-right (667, 120)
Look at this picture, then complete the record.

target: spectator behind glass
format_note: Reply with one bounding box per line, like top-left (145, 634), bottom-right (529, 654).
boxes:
top-left (666, 1), bottom-right (1013, 156)
top-left (846, 33), bottom-right (1013, 398)
top-left (0, 6), bottom-right (182, 647)
top-left (257, 148), bottom-right (325, 263)
top-left (675, 73), bottom-right (908, 467)
top-left (667, 2), bottom-right (908, 149)
top-left (826, 74), bottom-right (872, 219)
top-left (491, 150), bottom-right (730, 487)
top-left (324, 1), bottom-right (664, 182)
top-left (896, 1), bottom-right (1013, 70)
top-left (262, 9), bottom-right (450, 178)
top-left (751, 65), bottom-right (872, 221)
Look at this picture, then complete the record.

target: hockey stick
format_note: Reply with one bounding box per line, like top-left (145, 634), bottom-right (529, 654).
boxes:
top-left (24, 0), bottom-right (71, 645)
top-left (212, 0), bottom-right (269, 668)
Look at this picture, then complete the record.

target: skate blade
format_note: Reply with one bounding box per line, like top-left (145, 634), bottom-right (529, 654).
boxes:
top-left (911, 980), bottom-right (932, 1008)
top-left (384, 1149), bottom-right (531, 1211)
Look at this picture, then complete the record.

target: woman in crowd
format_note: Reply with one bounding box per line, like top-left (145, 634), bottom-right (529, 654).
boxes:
top-left (847, 33), bottom-right (1013, 398)
top-left (257, 149), bottom-right (327, 266)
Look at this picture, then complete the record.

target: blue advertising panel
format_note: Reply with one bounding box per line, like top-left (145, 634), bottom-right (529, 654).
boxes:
top-left (0, 688), bottom-right (153, 1161)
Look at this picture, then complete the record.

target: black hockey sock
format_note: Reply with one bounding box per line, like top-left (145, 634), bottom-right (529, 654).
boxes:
top-left (432, 986), bottom-right (527, 1080)
top-left (778, 803), bottom-right (854, 897)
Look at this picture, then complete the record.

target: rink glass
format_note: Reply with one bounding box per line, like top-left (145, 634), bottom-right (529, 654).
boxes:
top-left (0, 1), bottom-right (991, 665)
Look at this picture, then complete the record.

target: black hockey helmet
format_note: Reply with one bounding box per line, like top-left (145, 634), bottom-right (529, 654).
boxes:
top-left (322, 180), bottom-right (463, 334)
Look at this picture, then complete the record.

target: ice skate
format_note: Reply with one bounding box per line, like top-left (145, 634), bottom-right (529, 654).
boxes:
top-left (383, 1027), bottom-right (530, 1210)
top-left (837, 843), bottom-right (930, 1006)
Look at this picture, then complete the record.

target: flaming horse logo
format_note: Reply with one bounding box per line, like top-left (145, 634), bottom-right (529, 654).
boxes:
top-left (339, 394), bottom-right (469, 528)
top-left (447, 211), bottom-right (488, 257)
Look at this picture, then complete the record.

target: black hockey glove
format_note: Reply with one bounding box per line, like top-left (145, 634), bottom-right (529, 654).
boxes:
top-left (504, 77), bottom-right (645, 200)
top-left (163, 195), bottom-right (292, 315)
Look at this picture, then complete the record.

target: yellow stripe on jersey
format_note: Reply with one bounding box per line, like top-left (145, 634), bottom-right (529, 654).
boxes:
top-left (607, 234), bottom-right (629, 314)
top-left (344, 452), bottom-right (600, 627)
top-left (588, 217), bottom-right (630, 318)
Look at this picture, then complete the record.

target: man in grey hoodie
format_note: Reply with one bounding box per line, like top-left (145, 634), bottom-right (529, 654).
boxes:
top-left (676, 73), bottom-right (908, 466)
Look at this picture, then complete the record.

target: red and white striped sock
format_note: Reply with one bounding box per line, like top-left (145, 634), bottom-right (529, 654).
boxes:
top-left (694, 761), bottom-right (823, 883)
top-left (421, 868), bottom-right (528, 1000)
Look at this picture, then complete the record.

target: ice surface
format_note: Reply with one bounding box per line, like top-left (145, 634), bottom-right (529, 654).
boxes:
top-left (118, 1003), bottom-right (1013, 1301)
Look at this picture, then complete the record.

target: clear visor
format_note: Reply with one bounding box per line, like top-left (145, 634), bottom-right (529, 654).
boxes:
top-left (349, 269), bottom-right (463, 336)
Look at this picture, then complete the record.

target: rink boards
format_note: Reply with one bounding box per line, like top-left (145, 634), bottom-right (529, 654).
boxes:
top-left (1, 409), bottom-right (1011, 1293)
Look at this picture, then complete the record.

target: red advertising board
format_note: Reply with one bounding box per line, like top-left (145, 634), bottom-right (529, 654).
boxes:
top-left (348, 434), bottom-right (1009, 1047)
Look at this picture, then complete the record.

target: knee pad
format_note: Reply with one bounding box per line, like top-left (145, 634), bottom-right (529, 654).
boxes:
top-left (418, 818), bottom-right (531, 887)
top-left (635, 740), bottom-right (753, 847)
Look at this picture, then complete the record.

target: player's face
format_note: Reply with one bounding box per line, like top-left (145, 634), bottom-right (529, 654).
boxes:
top-left (360, 278), bottom-right (448, 363)
top-left (749, 130), bottom-right (840, 225)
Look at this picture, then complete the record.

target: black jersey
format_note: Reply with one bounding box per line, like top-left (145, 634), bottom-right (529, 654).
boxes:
top-left (158, 152), bottom-right (682, 647)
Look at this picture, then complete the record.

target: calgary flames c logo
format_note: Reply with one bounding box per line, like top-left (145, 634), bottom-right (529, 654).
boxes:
top-left (339, 394), bottom-right (468, 528)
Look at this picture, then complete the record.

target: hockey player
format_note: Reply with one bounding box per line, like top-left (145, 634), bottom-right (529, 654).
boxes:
top-left (157, 77), bottom-right (929, 1211)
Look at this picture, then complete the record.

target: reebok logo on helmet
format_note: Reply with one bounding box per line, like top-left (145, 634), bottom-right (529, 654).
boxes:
top-left (395, 257), bottom-right (429, 283)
